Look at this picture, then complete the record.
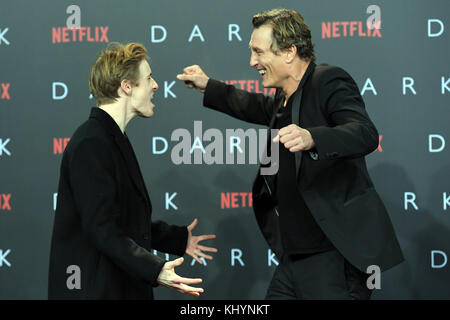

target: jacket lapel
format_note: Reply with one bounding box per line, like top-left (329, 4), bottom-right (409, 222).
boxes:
top-left (265, 62), bottom-right (316, 180)
top-left (291, 62), bottom-right (316, 180)
top-left (291, 89), bottom-right (304, 179)
top-left (89, 108), bottom-right (148, 201)
top-left (260, 91), bottom-right (282, 176)
top-left (114, 134), bottom-right (149, 201)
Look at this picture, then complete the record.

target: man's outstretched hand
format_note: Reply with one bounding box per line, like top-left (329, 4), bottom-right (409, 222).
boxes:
top-left (177, 65), bottom-right (210, 93)
top-left (157, 257), bottom-right (204, 297)
top-left (186, 218), bottom-right (218, 265)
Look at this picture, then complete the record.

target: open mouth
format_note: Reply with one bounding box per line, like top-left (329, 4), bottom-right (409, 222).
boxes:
top-left (258, 69), bottom-right (267, 78)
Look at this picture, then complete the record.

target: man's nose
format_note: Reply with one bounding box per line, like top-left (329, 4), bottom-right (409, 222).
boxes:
top-left (250, 53), bottom-right (258, 68)
top-left (153, 80), bottom-right (159, 91)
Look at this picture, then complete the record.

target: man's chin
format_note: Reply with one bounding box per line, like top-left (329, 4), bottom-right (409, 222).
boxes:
top-left (146, 109), bottom-right (154, 118)
top-left (137, 108), bottom-right (154, 118)
top-left (261, 80), bottom-right (272, 88)
top-left (146, 103), bottom-right (155, 117)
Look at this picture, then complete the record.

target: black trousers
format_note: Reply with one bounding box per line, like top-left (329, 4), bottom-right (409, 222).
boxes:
top-left (265, 249), bottom-right (373, 300)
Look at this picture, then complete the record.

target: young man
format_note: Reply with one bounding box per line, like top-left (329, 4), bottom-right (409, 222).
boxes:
top-left (177, 8), bottom-right (404, 299)
top-left (48, 42), bottom-right (217, 299)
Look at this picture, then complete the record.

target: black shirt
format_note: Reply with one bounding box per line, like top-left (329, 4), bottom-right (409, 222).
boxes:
top-left (275, 90), bottom-right (334, 255)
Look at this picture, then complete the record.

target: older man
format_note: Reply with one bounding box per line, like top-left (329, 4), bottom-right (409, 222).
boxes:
top-left (178, 8), bottom-right (403, 299)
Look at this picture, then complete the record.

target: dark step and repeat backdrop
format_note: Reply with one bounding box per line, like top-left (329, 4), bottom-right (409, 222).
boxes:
top-left (0, 0), bottom-right (449, 299)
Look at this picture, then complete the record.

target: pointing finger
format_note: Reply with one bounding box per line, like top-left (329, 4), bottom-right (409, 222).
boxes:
top-left (177, 74), bottom-right (194, 81)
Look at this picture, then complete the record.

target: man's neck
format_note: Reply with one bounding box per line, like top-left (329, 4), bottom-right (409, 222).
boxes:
top-left (99, 102), bottom-right (134, 134)
top-left (282, 60), bottom-right (311, 107)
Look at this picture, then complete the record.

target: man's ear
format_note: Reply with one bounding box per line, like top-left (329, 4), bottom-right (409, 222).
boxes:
top-left (285, 45), bottom-right (297, 64)
top-left (120, 79), bottom-right (132, 96)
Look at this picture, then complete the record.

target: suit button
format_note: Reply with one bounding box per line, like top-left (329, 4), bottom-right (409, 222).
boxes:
top-left (309, 151), bottom-right (319, 160)
top-left (327, 152), bottom-right (339, 159)
top-left (143, 234), bottom-right (149, 240)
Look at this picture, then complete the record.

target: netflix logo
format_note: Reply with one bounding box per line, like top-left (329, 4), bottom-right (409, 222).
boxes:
top-left (377, 135), bottom-right (383, 152)
top-left (54, 138), bottom-right (70, 154)
top-left (222, 80), bottom-right (276, 96)
top-left (52, 26), bottom-right (109, 44)
top-left (0, 193), bottom-right (11, 211)
top-left (221, 192), bottom-right (253, 209)
top-left (321, 21), bottom-right (382, 39)
top-left (1, 83), bottom-right (10, 100)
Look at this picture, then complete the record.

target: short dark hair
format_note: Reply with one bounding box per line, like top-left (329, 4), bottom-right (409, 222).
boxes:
top-left (252, 8), bottom-right (316, 62)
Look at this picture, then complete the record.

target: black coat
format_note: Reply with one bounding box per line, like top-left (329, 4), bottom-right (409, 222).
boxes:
top-left (48, 107), bottom-right (188, 299)
top-left (203, 62), bottom-right (404, 273)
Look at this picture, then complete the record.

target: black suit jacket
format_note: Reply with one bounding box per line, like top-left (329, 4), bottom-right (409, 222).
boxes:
top-left (203, 62), bottom-right (404, 272)
top-left (48, 107), bottom-right (188, 299)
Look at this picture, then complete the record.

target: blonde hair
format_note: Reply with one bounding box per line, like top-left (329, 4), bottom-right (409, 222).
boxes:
top-left (89, 42), bottom-right (148, 105)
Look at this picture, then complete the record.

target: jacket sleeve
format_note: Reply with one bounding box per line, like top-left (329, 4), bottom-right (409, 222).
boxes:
top-left (69, 137), bottom-right (166, 287)
top-left (307, 67), bottom-right (379, 160)
top-left (151, 221), bottom-right (188, 256)
top-left (203, 79), bottom-right (277, 126)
